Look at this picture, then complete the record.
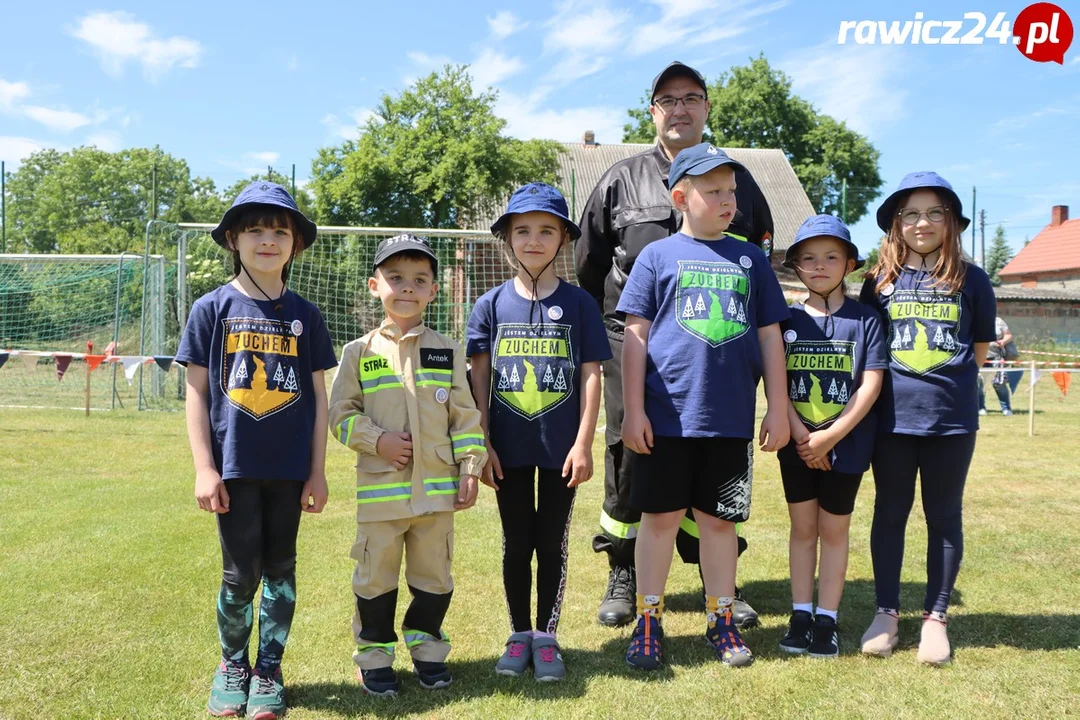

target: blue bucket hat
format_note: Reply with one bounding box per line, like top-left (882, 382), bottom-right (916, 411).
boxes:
top-left (875, 171), bottom-right (971, 234)
top-left (667, 143), bottom-right (747, 190)
top-left (783, 214), bottom-right (865, 271)
top-left (211, 181), bottom-right (319, 249)
top-left (491, 183), bottom-right (581, 240)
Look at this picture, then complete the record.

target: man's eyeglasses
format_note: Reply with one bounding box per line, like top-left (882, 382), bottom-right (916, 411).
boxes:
top-left (652, 93), bottom-right (706, 111)
top-left (899, 206), bottom-right (948, 225)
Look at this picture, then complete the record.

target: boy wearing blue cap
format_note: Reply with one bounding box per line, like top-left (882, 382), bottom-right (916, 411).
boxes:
top-left (617, 143), bottom-right (790, 669)
top-left (858, 172), bottom-right (996, 665)
top-left (176, 182), bottom-right (338, 718)
top-left (776, 215), bottom-right (886, 658)
top-left (329, 234), bottom-right (487, 696)
top-left (467, 183), bottom-right (611, 682)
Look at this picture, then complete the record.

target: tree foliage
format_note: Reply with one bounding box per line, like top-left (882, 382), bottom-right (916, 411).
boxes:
top-left (310, 65), bottom-right (563, 229)
top-left (985, 224), bottom-right (1012, 286)
top-left (622, 54), bottom-right (883, 224)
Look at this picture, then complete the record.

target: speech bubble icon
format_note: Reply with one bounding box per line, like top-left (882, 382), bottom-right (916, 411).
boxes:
top-left (1014, 2), bottom-right (1074, 64)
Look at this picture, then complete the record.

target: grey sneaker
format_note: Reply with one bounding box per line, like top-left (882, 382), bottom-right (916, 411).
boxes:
top-left (495, 632), bottom-right (532, 676)
top-left (531, 636), bottom-right (565, 682)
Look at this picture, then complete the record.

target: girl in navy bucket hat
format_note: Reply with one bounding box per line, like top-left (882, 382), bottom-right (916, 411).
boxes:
top-left (858, 172), bottom-right (997, 666)
top-left (466, 183), bottom-right (611, 682)
top-left (176, 181), bottom-right (337, 718)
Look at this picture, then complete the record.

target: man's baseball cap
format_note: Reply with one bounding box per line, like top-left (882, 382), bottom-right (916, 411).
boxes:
top-left (667, 143), bottom-right (747, 190)
top-left (491, 182), bottom-right (582, 240)
top-left (211, 181), bottom-right (318, 249)
top-left (875, 171), bottom-right (971, 233)
top-left (783, 214), bottom-right (865, 271)
top-left (650, 61), bottom-right (708, 101)
top-left (372, 234), bottom-right (438, 274)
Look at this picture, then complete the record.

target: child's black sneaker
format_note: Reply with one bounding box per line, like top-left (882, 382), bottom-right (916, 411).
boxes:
top-left (808, 614), bottom-right (840, 659)
top-left (413, 660), bottom-right (453, 689)
top-left (625, 613), bottom-right (664, 670)
top-left (778, 610), bottom-right (814, 654)
top-left (358, 666), bottom-right (399, 697)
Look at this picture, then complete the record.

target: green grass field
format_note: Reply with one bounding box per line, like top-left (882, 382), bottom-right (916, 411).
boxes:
top-left (2, 379), bottom-right (1079, 719)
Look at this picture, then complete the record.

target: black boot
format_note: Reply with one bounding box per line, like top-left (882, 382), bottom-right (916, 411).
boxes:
top-left (598, 562), bottom-right (636, 627)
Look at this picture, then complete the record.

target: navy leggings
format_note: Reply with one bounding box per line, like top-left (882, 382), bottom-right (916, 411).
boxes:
top-left (870, 433), bottom-right (976, 615)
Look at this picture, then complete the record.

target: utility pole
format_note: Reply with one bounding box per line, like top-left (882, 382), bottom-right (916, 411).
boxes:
top-left (291, 164), bottom-right (296, 197)
top-left (151, 163), bottom-right (158, 221)
top-left (980, 209), bottom-right (987, 268)
top-left (971, 186), bottom-right (977, 261)
top-left (1, 160), bottom-right (6, 253)
top-left (840, 178), bottom-right (847, 223)
top-left (267, 165), bottom-right (273, 182)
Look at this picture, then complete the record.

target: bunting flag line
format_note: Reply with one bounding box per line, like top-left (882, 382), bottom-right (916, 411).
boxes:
top-left (120, 357), bottom-right (145, 384)
top-left (85, 355), bottom-right (106, 372)
top-left (0, 352), bottom-right (7, 370)
top-left (54, 355), bottom-right (72, 382)
top-left (1053, 371), bottom-right (1070, 397)
top-left (153, 356), bottom-right (174, 372)
top-left (1030, 368), bottom-right (1042, 388)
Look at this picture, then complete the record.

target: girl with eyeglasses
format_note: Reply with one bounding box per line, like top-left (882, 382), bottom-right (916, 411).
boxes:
top-left (858, 172), bottom-right (997, 666)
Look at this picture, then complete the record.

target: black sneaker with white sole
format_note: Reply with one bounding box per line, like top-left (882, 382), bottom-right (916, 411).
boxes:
top-left (413, 660), bottom-right (453, 689)
top-left (808, 614), bottom-right (840, 659)
top-left (778, 610), bottom-right (814, 654)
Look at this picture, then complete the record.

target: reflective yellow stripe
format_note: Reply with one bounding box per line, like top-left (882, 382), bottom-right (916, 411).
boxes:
top-left (679, 517), bottom-right (742, 538)
top-left (600, 509), bottom-right (638, 539)
top-left (724, 231), bottom-right (748, 242)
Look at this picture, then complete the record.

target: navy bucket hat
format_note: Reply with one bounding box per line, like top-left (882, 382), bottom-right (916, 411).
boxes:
top-left (783, 214), bottom-right (865, 271)
top-left (491, 183), bottom-right (581, 240)
top-left (211, 181), bottom-right (319, 249)
top-left (667, 143), bottom-right (747, 190)
top-left (875, 171), bottom-right (971, 234)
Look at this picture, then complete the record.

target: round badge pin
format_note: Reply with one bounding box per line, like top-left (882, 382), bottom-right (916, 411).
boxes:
top-left (291, 319), bottom-right (304, 336)
top-left (881, 283), bottom-right (895, 297)
top-left (548, 306), bottom-right (564, 321)
top-left (784, 329), bottom-right (797, 343)
top-left (739, 255), bottom-right (753, 268)
top-left (435, 387), bottom-right (449, 404)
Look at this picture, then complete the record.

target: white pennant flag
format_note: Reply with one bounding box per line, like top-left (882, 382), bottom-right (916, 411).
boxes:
top-left (1030, 369), bottom-right (1042, 389)
top-left (20, 352), bottom-right (38, 372)
top-left (120, 357), bottom-right (144, 384)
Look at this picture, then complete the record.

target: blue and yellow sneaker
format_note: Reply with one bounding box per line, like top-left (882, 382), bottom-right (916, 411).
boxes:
top-left (706, 611), bottom-right (754, 667)
top-left (625, 612), bottom-right (664, 670)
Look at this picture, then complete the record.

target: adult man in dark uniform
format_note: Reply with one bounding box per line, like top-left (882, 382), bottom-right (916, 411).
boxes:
top-left (575, 61), bottom-right (774, 628)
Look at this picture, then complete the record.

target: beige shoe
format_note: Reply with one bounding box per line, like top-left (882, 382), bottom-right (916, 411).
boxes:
top-left (860, 611), bottom-right (900, 657)
top-left (917, 614), bottom-right (952, 666)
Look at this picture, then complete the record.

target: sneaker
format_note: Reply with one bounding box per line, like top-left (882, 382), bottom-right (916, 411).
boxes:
top-left (861, 609), bottom-right (900, 658)
top-left (532, 636), bottom-right (565, 682)
top-left (494, 632), bottom-right (532, 677)
top-left (917, 612), bottom-right (952, 666)
top-left (245, 667), bottom-right (285, 720)
top-left (598, 564), bottom-right (636, 627)
top-left (413, 660), bottom-right (453, 689)
top-left (1001, 408), bottom-right (1013, 416)
top-left (705, 617), bottom-right (754, 668)
top-left (778, 610), bottom-right (814, 654)
top-left (625, 613), bottom-right (664, 670)
top-left (731, 587), bottom-right (759, 630)
top-left (978, 408), bottom-right (987, 416)
top-left (808, 615), bottom-right (840, 659)
top-left (208, 659), bottom-right (250, 717)
top-left (357, 666), bottom-right (399, 697)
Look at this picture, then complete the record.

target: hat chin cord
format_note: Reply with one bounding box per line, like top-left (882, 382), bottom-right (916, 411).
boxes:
top-left (520, 255), bottom-right (558, 334)
top-left (794, 266), bottom-right (844, 340)
top-left (238, 259), bottom-right (287, 312)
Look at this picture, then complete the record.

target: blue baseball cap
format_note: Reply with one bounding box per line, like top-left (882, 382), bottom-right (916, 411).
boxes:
top-left (784, 214), bottom-right (865, 270)
top-left (372, 233), bottom-right (438, 274)
top-left (667, 143), bottom-right (747, 190)
top-left (875, 171), bottom-right (971, 233)
top-left (491, 183), bottom-right (581, 240)
top-left (211, 181), bottom-right (318, 248)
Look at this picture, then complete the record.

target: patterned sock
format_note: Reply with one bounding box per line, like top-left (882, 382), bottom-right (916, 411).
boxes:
top-left (637, 593), bottom-right (664, 622)
top-left (254, 574), bottom-right (297, 674)
top-left (707, 595), bottom-right (734, 627)
top-left (815, 607), bottom-right (838, 621)
top-left (793, 602), bottom-right (814, 615)
top-left (217, 583), bottom-right (255, 665)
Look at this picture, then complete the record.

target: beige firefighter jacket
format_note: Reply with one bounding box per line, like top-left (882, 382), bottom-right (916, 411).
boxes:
top-left (329, 319), bottom-right (487, 522)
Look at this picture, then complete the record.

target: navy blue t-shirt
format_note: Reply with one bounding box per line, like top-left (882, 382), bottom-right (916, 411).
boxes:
top-left (466, 279), bottom-right (611, 470)
top-left (175, 283), bottom-right (338, 481)
top-left (860, 264), bottom-right (997, 435)
top-left (780, 300), bottom-right (888, 474)
top-left (616, 233), bottom-right (790, 438)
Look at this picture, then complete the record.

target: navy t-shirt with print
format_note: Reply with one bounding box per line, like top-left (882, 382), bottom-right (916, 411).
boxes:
top-left (860, 263), bottom-right (997, 436)
top-left (466, 279), bottom-right (611, 470)
top-left (175, 283), bottom-right (338, 482)
top-left (780, 301), bottom-right (888, 474)
top-left (616, 233), bottom-right (790, 439)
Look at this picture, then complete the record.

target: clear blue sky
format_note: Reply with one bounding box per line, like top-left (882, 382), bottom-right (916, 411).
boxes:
top-left (2, 0), bottom-right (1078, 255)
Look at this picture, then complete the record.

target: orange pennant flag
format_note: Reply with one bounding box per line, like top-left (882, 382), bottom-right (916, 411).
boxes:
top-left (1053, 371), bottom-right (1070, 397)
top-left (85, 355), bottom-right (106, 371)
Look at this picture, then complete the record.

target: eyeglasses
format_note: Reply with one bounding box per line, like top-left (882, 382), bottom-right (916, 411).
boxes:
top-left (652, 93), bottom-right (706, 111)
top-left (898, 206), bottom-right (948, 225)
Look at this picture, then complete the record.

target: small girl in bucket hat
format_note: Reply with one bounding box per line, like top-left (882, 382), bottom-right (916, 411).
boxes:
top-left (465, 183), bottom-right (611, 682)
top-left (176, 181), bottom-right (337, 718)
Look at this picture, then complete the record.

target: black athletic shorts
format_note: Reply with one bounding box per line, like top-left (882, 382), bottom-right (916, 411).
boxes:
top-left (778, 442), bottom-right (863, 516)
top-left (629, 436), bottom-right (753, 522)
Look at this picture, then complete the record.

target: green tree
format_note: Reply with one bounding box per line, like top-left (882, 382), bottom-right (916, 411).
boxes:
top-left (846, 239), bottom-right (882, 286)
top-left (310, 65), bottom-right (563, 228)
top-left (985, 224), bottom-right (1012, 286)
top-left (622, 54), bottom-right (883, 224)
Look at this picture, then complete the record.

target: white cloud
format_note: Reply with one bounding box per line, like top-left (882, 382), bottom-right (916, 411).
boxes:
top-left (0, 136), bottom-right (49, 167)
top-left (86, 131), bottom-right (122, 152)
top-left (0, 79), bottom-right (30, 108)
top-left (469, 49), bottom-right (526, 90)
top-left (496, 91), bottom-right (626, 144)
top-left (21, 105), bottom-right (94, 132)
top-left (488, 10), bottom-right (526, 39)
top-left (247, 151), bottom-right (280, 165)
top-left (70, 11), bottom-right (202, 80)
top-left (782, 42), bottom-right (908, 137)
top-left (322, 109), bottom-right (378, 141)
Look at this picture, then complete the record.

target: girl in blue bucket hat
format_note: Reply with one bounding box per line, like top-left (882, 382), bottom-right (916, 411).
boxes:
top-left (858, 172), bottom-right (997, 666)
top-left (466, 183), bottom-right (611, 682)
top-left (176, 181), bottom-right (337, 718)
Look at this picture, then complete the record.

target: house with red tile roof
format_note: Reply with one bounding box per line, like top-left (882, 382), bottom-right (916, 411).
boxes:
top-left (999, 206), bottom-right (1080, 290)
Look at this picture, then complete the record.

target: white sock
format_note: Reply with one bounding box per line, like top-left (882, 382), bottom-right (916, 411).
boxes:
top-left (816, 607), bottom-right (838, 621)
top-left (793, 602), bottom-right (813, 615)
